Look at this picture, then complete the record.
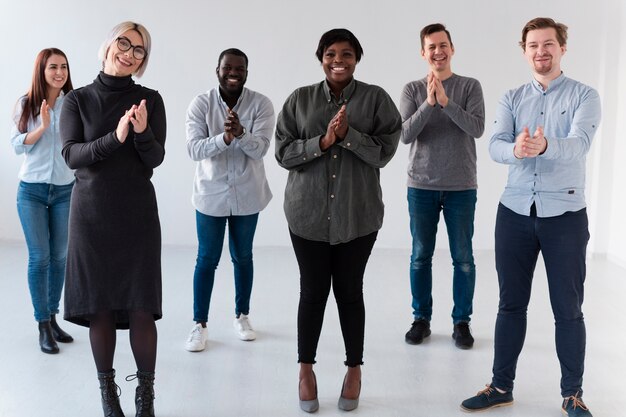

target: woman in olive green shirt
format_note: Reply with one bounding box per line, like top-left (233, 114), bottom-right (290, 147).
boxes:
top-left (275, 28), bottom-right (401, 413)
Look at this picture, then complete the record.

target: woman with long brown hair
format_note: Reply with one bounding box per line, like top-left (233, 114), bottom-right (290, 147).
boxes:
top-left (10, 48), bottom-right (75, 355)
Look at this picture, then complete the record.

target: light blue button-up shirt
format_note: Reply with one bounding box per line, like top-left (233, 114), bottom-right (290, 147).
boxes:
top-left (10, 93), bottom-right (74, 185)
top-left (186, 86), bottom-right (274, 216)
top-left (489, 74), bottom-right (601, 217)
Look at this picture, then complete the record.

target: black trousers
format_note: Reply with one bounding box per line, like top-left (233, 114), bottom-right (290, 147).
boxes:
top-left (290, 230), bottom-right (377, 367)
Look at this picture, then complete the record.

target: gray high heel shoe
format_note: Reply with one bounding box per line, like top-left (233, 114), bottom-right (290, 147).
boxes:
top-left (338, 375), bottom-right (361, 411)
top-left (299, 372), bottom-right (319, 413)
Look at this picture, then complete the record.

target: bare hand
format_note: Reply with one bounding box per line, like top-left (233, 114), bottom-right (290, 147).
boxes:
top-left (433, 76), bottom-right (449, 107)
top-left (514, 126), bottom-right (547, 158)
top-left (426, 72), bottom-right (437, 106)
top-left (39, 99), bottom-right (51, 131)
top-left (224, 109), bottom-right (244, 144)
top-left (321, 105), bottom-right (348, 151)
top-left (333, 105), bottom-right (348, 139)
top-left (116, 106), bottom-right (136, 143)
top-left (130, 99), bottom-right (148, 134)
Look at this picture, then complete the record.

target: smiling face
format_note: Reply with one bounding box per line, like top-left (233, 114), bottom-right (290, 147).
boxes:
top-left (216, 54), bottom-right (248, 97)
top-left (524, 27), bottom-right (566, 79)
top-left (322, 41), bottom-right (357, 92)
top-left (103, 29), bottom-right (145, 77)
top-left (421, 31), bottom-right (454, 76)
top-left (44, 54), bottom-right (68, 92)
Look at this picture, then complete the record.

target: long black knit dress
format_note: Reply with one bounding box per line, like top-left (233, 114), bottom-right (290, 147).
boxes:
top-left (60, 72), bottom-right (166, 329)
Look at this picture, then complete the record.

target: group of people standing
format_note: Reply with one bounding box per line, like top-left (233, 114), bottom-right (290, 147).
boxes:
top-left (10, 16), bottom-right (599, 417)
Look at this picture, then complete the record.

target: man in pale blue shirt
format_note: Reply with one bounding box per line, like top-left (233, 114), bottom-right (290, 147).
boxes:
top-left (461, 18), bottom-right (600, 417)
top-left (184, 48), bottom-right (275, 352)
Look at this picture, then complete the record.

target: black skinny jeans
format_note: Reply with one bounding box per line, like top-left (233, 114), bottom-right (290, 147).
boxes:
top-left (290, 230), bottom-right (377, 367)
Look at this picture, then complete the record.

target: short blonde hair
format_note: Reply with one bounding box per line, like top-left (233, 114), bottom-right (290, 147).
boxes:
top-left (98, 21), bottom-right (152, 77)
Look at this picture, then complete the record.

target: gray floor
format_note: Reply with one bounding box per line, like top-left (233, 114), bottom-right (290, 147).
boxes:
top-left (0, 241), bottom-right (623, 417)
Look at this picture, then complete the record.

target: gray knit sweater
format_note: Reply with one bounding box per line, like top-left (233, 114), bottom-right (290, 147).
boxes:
top-left (400, 74), bottom-right (484, 190)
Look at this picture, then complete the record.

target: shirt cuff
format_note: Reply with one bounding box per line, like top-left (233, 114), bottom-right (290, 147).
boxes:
top-left (337, 127), bottom-right (360, 151)
top-left (305, 136), bottom-right (323, 160)
top-left (217, 133), bottom-right (230, 150)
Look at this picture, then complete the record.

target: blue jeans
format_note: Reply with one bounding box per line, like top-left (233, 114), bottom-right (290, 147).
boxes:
top-left (193, 211), bottom-right (259, 322)
top-left (492, 203), bottom-right (588, 397)
top-left (16, 181), bottom-right (73, 322)
top-left (407, 187), bottom-right (476, 323)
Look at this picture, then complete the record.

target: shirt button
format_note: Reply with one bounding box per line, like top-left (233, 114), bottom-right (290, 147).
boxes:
top-left (314, 153), bottom-right (318, 157)
top-left (327, 216), bottom-right (331, 220)
top-left (346, 142), bottom-right (351, 147)
top-left (303, 157), bottom-right (307, 161)
top-left (333, 155), bottom-right (338, 159)
top-left (330, 194), bottom-right (335, 199)
top-left (332, 174), bottom-right (336, 179)
top-left (533, 192), bottom-right (536, 195)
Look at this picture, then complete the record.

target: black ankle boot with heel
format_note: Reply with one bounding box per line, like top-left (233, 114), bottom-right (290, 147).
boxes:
top-left (127, 371), bottom-right (155, 417)
top-left (50, 314), bottom-right (73, 343)
top-left (38, 321), bottom-right (59, 354)
top-left (97, 369), bottom-right (125, 417)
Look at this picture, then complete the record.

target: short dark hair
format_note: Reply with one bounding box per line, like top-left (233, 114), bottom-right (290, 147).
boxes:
top-left (217, 48), bottom-right (248, 67)
top-left (315, 28), bottom-right (363, 63)
top-left (420, 23), bottom-right (453, 50)
top-left (519, 17), bottom-right (568, 50)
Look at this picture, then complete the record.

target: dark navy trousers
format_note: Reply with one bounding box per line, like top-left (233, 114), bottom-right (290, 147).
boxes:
top-left (492, 203), bottom-right (589, 397)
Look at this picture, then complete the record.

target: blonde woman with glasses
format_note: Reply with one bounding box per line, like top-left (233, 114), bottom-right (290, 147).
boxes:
top-left (60, 21), bottom-right (166, 417)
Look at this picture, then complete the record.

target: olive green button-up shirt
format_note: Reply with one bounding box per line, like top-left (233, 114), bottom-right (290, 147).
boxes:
top-left (275, 78), bottom-right (401, 244)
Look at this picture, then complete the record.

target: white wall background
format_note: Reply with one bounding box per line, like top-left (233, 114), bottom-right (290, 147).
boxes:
top-left (0, 0), bottom-right (624, 262)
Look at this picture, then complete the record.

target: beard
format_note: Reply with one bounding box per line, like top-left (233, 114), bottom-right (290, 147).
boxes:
top-left (533, 57), bottom-right (554, 75)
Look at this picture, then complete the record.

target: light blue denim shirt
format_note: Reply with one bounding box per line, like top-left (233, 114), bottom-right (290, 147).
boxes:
top-left (10, 93), bottom-right (74, 185)
top-left (489, 74), bottom-right (601, 217)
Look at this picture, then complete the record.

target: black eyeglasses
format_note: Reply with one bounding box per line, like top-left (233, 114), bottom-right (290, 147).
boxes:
top-left (116, 37), bottom-right (147, 60)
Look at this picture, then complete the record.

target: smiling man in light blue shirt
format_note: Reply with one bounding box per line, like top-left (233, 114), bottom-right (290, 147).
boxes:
top-left (461, 18), bottom-right (600, 417)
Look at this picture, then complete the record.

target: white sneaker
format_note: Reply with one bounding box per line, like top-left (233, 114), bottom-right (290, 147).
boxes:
top-left (185, 323), bottom-right (208, 352)
top-left (233, 314), bottom-right (256, 341)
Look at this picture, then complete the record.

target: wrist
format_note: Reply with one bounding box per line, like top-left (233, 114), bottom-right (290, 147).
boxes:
top-left (235, 127), bottom-right (246, 139)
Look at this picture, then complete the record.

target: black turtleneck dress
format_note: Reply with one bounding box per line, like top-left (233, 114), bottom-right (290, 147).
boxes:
top-left (60, 72), bottom-right (166, 329)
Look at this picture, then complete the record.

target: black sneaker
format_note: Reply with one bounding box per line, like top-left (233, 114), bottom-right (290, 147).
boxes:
top-left (453, 322), bottom-right (474, 349)
top-left (460, 384), bottom-right (513, 412)
top-left (562, 392), bottom-right (593, 416)
top-left (405, 319), bottom-right (431, 345)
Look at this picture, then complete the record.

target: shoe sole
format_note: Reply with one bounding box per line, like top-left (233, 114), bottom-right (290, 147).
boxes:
top-left (460, 400), bottom-right (514, 413)
top-left (453, 334), bottom-right (474, 350)
top-left (454, 340), bottom-right (474, 350)
top-left (405, 329), bottom-right (431, 345)
top-left (185, 340), bottom-right (207, 352)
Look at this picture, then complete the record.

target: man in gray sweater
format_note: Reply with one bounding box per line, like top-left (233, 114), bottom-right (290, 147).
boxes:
top-left (400, 23), bottom-right (485, 349)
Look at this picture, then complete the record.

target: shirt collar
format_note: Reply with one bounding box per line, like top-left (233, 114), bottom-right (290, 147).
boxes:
top-left (531, 72), bottom-right (565, 92)
top-left (215, 85), bottom-right (247, 110)
top-left (323, 78), bottom-right (356, 104)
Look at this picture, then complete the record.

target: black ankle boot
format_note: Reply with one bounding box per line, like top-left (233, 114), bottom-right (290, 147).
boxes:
top-left (97, 369), bottom-right (125, 417)
top-left (38, 321), bottom-right (59, 354)
top-left (50, 314), bottom-right (73, 343)
top-left (127, 371), bottom-right (155, 417)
